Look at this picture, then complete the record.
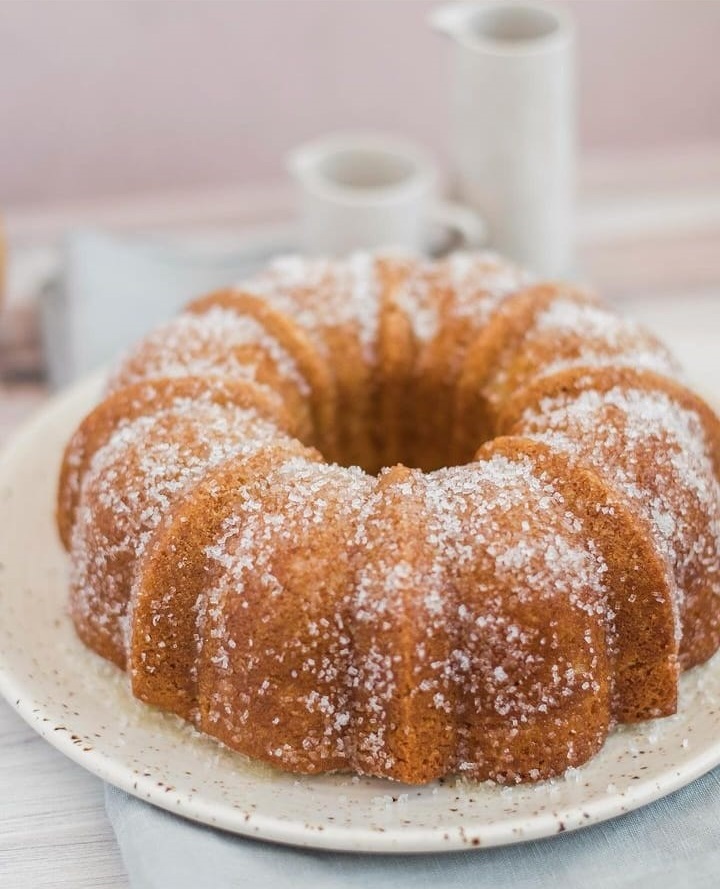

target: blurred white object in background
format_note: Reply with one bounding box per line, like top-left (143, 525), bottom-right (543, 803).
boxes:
top-left (431, 1), bottom-right (575, 276)
top-left (39, 229), bottom-right (294, 388)
top-left (287, 132), bottom-right (484, 255)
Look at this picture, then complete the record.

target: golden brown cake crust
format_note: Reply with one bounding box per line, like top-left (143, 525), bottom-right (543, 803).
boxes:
top-left (498, 366), bottom-right (720, 478)
top-left (56, 376), bottom-right (294, 551)
top-left (68, 390), bottom-right (299, 669)
top-left (107, 306), bottom-right (316, 445)
top-left (376, 257), bottom-right (417, 469)
top-left (453, 284), bottom-right (598, 461)
top-left (478, 436), bottom-right (679, 722)
top-left (500, 366), bottom-right (720, 669)
top-left (57, 252), bottom-right (720, 785)
top-left (186, 289), bottom-right (338, 458)
top-left (130, 442), bottom-right (319, 719)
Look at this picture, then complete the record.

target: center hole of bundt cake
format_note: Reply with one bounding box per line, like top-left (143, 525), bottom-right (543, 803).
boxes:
top-left (328, 395), bottom-right (467, 476)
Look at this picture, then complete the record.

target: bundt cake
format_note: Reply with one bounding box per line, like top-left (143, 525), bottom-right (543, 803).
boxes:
top-left (57, 251), bottom-right (720, 785)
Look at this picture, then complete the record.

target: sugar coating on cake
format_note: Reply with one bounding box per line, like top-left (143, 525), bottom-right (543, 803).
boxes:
top-left (69, 398), bottom-right (287, 666)
top-left (57, 250), bottom-right (720, 785)
top-left (518, 386), bottom-right (720, 585)
top-left (200, 458), bottom-right (376, 767)
top-left (533, 299), bottom-right (680, 379)
top-left (108, 307), bottom-right (310, 397)
top-left (389, 252), bottom-right (528, 345)
top-left (441, 251), bottom-right (531, 325)
top-left (242, 253), bottom-right (382, 364)
top-left (515, 383), bottom-right (720, 666)
top-left (189, 451), bottom-right (614, 779)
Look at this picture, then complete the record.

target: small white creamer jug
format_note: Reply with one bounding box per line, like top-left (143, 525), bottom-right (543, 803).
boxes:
top-left (430, 1), bottom-right (576, 276)
top-left (287, 132), bottom-right (485, 256)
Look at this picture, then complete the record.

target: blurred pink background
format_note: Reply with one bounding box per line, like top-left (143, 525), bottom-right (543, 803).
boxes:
top-left (2, 0), bottom-right (720, 207)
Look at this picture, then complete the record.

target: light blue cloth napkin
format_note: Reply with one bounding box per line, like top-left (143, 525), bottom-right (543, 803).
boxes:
top-left (106, 766), bottom-right (720, 889)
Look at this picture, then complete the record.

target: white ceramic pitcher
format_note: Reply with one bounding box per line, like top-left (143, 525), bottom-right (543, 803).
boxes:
top-left (430, 1), bottom-right (576, 276)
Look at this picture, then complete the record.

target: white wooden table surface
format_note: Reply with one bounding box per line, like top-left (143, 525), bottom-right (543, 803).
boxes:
top-left (1, 150), bottom-right (720, 888)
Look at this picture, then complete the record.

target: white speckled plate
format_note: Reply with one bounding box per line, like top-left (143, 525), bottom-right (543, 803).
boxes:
top-left (1, 372), bottom-right (720, 854)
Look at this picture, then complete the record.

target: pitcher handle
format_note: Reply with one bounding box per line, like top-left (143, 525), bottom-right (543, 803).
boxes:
top-left (431, 200), bottom-right (487, 248)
